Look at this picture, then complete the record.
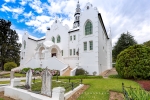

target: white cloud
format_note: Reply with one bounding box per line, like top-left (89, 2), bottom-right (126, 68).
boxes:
top-left (4, 0), bottom-right (16, 3)
top-left (19, 0), bottom-right (27, 6)
top-left (29, 0), bottom-right (43, 14)
top-left (23, 11), bottom-right (33, 18)
top-left (0, 4), bottom-right (24, 14)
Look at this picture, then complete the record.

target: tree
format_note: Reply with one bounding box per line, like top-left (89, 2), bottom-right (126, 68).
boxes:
top-left (112, 32), bottom-right (137, 62)
top-left (143, 40), bottom-right (150, 47)
top-left (116, 45), bottom-right (150, 79)
top-left (0, 19), bottom-right (21, 70)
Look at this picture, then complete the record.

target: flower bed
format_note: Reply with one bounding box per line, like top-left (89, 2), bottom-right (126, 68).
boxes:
top-left (136, 80), bottom-right (150, 91)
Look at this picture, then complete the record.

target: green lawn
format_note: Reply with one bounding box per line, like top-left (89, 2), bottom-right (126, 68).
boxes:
top-left (0, 77), bottom-right (142, 100)
top-left (2, 73), bottom-right (25, 77)
top-left (77, 78), bottom-right (140, 100)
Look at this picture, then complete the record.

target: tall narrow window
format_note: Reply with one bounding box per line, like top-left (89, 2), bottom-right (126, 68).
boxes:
top-left (52, 37), bottom-right (55, 43)
top-left (57, 35), bottom-right (61, 43)
top-left (70, 49), bottom-right (72, 56)
top-left (84, 42), bottom-right (87, 51)
top-left (89, 41), bottom-right (93, 50)
top-left (62, 50), bottom-right (63, 56)
top-left (85, 21), bottom-right (93, 35)
top-left (73, 49), bottom-right (75, 55)
top-left (74, 35), bottom-right (76, 40)
top-left (24, 40), bottom-right (26, 49)
top-left (70, 36), bottom-right (72, 41)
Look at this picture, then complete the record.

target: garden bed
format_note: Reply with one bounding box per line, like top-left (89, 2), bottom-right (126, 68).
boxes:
top-left (136, 80), bottom-right (150, 91)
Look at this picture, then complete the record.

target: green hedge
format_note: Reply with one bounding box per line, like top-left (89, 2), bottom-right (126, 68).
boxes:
top-left (116, 45), bottom-right (150, 79)
top-left (108, 75), bottom-right (122, 79)
top-left (52, 75), bottom-right (103, 79)
top-left (4, 62), bottom-right (17, 71)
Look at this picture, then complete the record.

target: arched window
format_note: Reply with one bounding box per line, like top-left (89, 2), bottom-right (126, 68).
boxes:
top-left (85, 21), bottom-right (93, 35)
top-left (52, 37), bottom-right (55, 43)
top-left (57, 35), bottom-right (61, 43)
top-left (24, 40), bottom-right (26, 49)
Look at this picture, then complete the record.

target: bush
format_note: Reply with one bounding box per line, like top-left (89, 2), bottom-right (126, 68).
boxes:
top-left (20, 68), bottom-right (31, 74)
top-left (33, 68), bottom-right (43, 75)
top-left (108, 75), bottom-right (122, 79)
top-left (75, 68), bottom-right (89, 76)
top-left (116, 45), bottom-right (150, 79)
top-left (52, 75), bottom-right (103, 79)
top-left (4, 62), bottom-right (17, 71)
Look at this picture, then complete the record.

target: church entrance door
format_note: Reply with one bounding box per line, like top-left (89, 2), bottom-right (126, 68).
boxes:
top-left (51, 48), bottom-right (57, 58)
top-left (51, 53), bottom-right (56, 57)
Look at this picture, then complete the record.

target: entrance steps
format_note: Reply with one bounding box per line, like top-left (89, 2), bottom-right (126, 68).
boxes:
top-left (100, 68), bottom-right (118, 77)
top-left (62, 67), bottom-right (72, 76)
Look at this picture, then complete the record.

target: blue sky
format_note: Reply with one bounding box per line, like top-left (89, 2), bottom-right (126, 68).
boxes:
top-left (0, 0), bottom-right (150, 46)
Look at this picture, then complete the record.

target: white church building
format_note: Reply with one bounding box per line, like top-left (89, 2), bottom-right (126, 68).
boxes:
top-left (15, 2), bottom-right (112, 76)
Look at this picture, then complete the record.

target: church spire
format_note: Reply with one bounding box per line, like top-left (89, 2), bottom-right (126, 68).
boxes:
top-left (73, 0), bottom-right (81, 28)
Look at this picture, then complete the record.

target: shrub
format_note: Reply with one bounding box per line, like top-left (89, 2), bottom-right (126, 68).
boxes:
top-left (4, 62), bottom-right (17, 71)
top-left (108, 75), bottom-right (122, 79)
top-left (75, 68), bottom-right (89, 76)
top-left (125, 87), bottom-right (150, 100)
top-left (116, 45), bottom-right (150, 79)
top-left (20, 68), bottom-right (31, 74)
top-left (52, 75), bottom-right (103, 79)
top-left (33, 68), bottom-right (43, 75)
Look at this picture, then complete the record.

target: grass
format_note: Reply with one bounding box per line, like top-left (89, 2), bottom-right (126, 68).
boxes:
top-left (77, 78), bottom-right (140, 100)
top-left (0, 76), bottom-right (143, 100)
top-left (0, 81), bottom-right (10, 84)
top-left (0, 98), bottom-right (4, 100)
top-left (2, 73), bottom-right (25, 77)
top-left (32, 79), bottom-right (81, 93)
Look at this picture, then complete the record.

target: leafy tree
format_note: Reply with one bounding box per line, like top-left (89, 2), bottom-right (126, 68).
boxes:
top-left (116, 45), bottom-right (150, 79)
top-left (143, 40), bottom-right (150, 47)
top-left (0, 19), bottom-right (21, 70)
top-left (112, 32), bottom-right (137, 62)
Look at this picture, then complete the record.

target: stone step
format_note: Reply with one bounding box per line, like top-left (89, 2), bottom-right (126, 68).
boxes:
top-left (62, 68), bottom-right (72, 76)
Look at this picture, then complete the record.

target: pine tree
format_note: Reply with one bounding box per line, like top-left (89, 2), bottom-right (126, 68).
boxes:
top-left (112, 32), bottom-right (137, 62)
top-left (0, 19), bottom-right (21, 70)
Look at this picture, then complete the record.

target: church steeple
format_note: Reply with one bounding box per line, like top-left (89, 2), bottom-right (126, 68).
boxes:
top-left (73, 1), bottom-right (81, 28)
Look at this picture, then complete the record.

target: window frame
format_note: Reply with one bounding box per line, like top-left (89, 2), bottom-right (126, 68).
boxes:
top-left (83, 42), bottom-right (87, 51)
top-left (89, 41), bottom-right (93, 50)
top-left (57, 35), bottom-right (61, 43)
top-left (74, 35), bottom-right (76, 40)
top-left (52, 37), bottom-right (55, 43)
top-left (70, 49), bottom-right (72, 56)
top-left (73, 49), bottom-right (75, 55)
top-left (70, 36), bottom-right (72, 41)
top-left (85, 21), bottom-right (93, 36)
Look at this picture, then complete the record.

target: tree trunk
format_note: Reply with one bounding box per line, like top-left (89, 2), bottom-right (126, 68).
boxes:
top-left (1, 61), bottom-right (4, 70)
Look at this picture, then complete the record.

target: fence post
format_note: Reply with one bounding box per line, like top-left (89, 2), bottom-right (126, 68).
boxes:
top-left (69, 78), bottom-right (70, 83)
top-left (56, 75), bottom-right (58, 81)
top-left (80, 79), bottom-right (82, 84)
top-left (33, 77), bottom-right (35, 83)
top-left (71, 82), bottom-right (74, 90)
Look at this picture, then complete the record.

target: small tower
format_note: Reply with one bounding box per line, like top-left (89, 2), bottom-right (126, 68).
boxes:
top-left (73, 1), bottom-right (81, 28)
